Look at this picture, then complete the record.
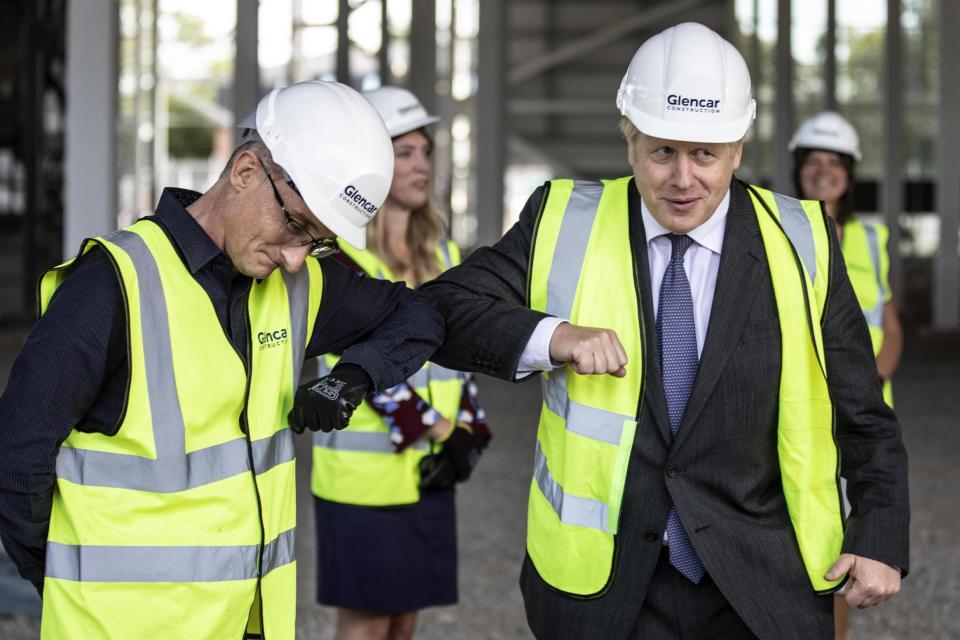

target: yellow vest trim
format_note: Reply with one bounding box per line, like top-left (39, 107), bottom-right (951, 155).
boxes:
top-left (39, 220), bottom-right (319, 640)
top-left (525, 179), bottom-right (844, 597)
top-left (311, 239), bottom-right (465, 506)
top-left (527, 177), bottom-right (643, 595)
top-left (842, 218), bottom-right (893, 406)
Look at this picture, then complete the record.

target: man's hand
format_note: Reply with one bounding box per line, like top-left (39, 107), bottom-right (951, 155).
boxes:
top-left (288, 364), bottom-right (371, 434)
top-left (548, 322), bottom-right (628, 377)
top-left (826, 554), bottom-right (901, 608)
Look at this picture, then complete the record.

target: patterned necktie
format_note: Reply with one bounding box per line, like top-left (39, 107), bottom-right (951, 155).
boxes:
top-left (657, 233), bottom-right (706, 584)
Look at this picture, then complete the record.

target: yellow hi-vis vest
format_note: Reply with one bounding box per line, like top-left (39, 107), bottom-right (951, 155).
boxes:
top-left (38, 219), bottom-right (322, 640)
top-left (311, 239), bottom-right (465, 506)
top-left (842, 218), bottom-right (894, 406)
top-left (526, 178), bottom-right (844, 597)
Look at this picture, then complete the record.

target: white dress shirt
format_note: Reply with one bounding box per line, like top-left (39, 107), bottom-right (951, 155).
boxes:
top-left (517, 189), bottom-right (731, 375)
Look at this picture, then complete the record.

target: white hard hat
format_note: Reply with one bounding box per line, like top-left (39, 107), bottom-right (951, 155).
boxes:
top-left (238, 81), bottom-right (394, 249)
top-left (789, 111), bottom-right (862, 161)
top-left (616, 22), bottom-right (756, 143)
top-left (362, 86), bottom-right (440, 138)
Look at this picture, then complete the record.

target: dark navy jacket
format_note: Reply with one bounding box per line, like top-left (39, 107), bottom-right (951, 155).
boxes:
top-left (0, 187), bottom-right (444, 590)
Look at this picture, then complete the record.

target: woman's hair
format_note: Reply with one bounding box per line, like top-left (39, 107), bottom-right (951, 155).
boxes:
top-left (365, 130), bottom-right (446, 285)
top-left (792, 148), bottom-right (857, 226)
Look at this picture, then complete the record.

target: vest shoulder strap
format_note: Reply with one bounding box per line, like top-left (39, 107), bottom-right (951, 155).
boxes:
top-left (338, 240), bottom-right (394, 280)
top-left (743, 183), bottom-right (832, 315)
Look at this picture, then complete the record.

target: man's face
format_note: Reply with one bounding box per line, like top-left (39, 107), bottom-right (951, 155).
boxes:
top-left (224, 152), bottom-right (335, 278)
top-left (628, 132), bottom-right (743, 235)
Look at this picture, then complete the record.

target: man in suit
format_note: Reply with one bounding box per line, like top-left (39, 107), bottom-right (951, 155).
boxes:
top-left (419, 22), bottom-right (908, 639)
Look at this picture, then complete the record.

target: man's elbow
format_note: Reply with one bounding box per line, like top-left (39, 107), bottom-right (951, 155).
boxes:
top-left (416, 278), bottom-right (445, 309)
top-left (421, 295), bottom-right (446, 349)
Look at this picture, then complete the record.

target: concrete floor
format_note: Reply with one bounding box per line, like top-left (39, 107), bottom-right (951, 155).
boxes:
top-left (0, 329), bottom-right (957, 639)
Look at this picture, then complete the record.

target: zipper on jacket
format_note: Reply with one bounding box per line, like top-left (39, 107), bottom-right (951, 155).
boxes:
top-left (226, 289), bottom-right (269, 636)
top-left (539, 180), bottom-right (647, 602)
top-left (584, 197), bottom-right (649, 601)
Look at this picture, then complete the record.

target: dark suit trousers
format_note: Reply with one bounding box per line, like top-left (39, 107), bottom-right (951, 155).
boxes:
top-left (630, 549), bottom-right (758, 640)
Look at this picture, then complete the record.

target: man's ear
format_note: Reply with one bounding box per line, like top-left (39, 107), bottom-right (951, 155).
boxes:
top-left (229, 149), bottom-right (261, 192)
top-left (627, 138), bottom-right (637, 167)
top-left (730, 139), bottom-right (745, 171)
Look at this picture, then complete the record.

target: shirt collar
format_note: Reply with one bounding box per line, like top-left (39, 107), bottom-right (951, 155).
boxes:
top-left (639, 188), bottom-right (730, 256)
top-left (152, 187), bottom-right (226, 274)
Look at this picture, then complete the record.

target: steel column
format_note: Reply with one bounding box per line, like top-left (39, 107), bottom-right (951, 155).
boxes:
top-left (65, 0), bottom-right (117, 256)
top-left (882, 0), bottom-right (904, 300)
top-left (935, 0), bottom-right (960, 327)
top-left (409, 0), bottom-right (437, 112)
top-left (379, 0), bottom-right (391, 85)
top-left (748, 0), bottom-right (761, 179)
top-left (774, 0), bottom-right (794, 194)
top-left (233, 0), bottom-right (260, 141)
top-left (825, 0), bottom-right (837, 110)
top-left (476, 0), bottom-right (505, 246)
top-left (337, 0), bottom-right (350, 84)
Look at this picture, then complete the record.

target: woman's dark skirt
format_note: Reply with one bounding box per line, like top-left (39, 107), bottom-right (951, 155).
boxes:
top-left (314, 489), bottom-right (458, 614)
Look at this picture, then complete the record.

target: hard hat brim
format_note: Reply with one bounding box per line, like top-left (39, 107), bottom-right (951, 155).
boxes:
top-left (624, 104), bottom-right (755, 144)
top-left (237, 110), bottom-right (257, 129)
top-left (788, 140), bottom-right (862, 162)
top-left (296, 184), bottom-right (368, 250)
top-left (388, 115), bottom-right (441, 139)
top-left (328, 213), bottom-right (367, 249)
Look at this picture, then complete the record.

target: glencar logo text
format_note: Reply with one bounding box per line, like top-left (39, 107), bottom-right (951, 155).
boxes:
top-left (340, 185), bottom-right (378, 219)
top-left (257, 328), bottom-right (288, 350)
top-left (666, 94), bottom-right (721, 114)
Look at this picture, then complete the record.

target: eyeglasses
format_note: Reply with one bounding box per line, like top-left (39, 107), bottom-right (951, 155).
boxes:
top-left (257, 157), bottom-right (340, 259)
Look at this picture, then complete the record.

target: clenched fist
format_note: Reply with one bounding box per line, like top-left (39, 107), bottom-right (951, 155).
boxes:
top-left (548, 322), bottom-right (628, 377)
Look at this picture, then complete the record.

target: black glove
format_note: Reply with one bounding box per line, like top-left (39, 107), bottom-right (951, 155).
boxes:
top-left (418, 424), bottom-right (488, 492)
top-left (289, 364), bottom-right (371, 434)
top-left (418, 453), bottom-right (457, 492)
top-left (440, 424), bottom-right (487, 482)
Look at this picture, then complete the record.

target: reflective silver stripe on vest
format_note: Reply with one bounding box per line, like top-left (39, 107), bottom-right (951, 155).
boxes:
top-left (57, 430), bottom-right (294, 493)
top-left (438, 241), bottom-right (454, 270)
top-left (46, 528), bottom-right (295, 582)
top-left (545, 181), bottom-right (604, 318)
top-left (541, 368), bottom-right (630, 445)
top-left (110, 229), bottom-right (188, 460)
top-left (861, 223), bottom-right (885, 328)
top-left (428, 364), bottom-right (462, 383)
top-left (533, 441), bottom-right (610, 532)
top-left (317, 357), bottom-right (332, 377)
top-left (313, 429), bottom-right (428, 453)
top-left (539, 182), bottom-right (633, 445)
top-left (260, 527), bottom-right (297, 575)
top-left (55, 229), bottom-right (295, 492)
top-left (773, 193), bottom-right (818, 285)
top-left (408, 367), bottom-right (430, 389)
top-left (282, 267), bottom-right (311, 386)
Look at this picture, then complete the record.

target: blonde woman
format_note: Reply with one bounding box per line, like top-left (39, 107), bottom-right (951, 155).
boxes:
top-left (311, 87), bottom-right (491, 640)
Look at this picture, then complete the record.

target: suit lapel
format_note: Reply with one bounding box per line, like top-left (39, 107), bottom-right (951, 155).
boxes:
top-left (629, 186), bottom-right (672, 444)
top-left (671, 180), bottom-right (766, 451)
